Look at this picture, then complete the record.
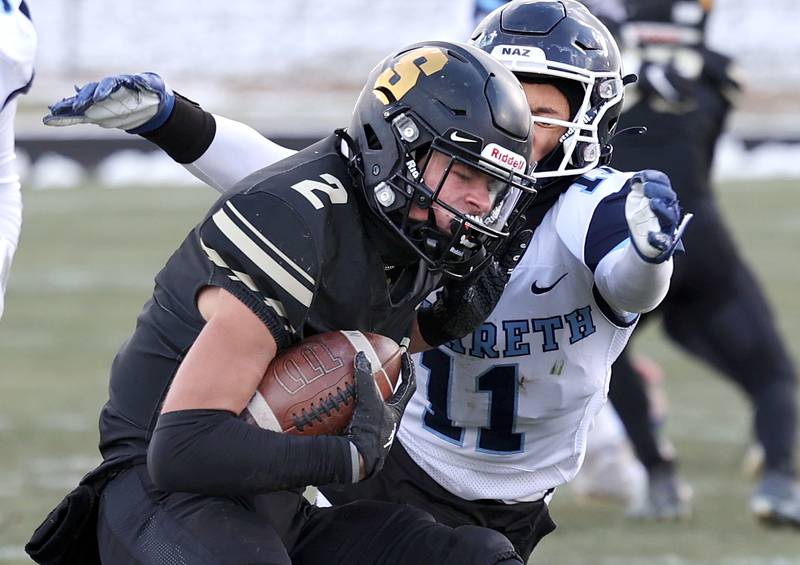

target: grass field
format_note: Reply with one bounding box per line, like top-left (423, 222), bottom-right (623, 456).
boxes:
top-left (1, 180), bottom-right (799, 564)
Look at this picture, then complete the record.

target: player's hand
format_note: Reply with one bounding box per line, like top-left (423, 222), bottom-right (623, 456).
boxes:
top-left (346, 351), bottom-right (416, 480)
top-left (625, 170), bottom-right (692, 264)
top-left (43, 72), bottom-right (174, 134)
top-left (417, 228), bottom-right (532, 347)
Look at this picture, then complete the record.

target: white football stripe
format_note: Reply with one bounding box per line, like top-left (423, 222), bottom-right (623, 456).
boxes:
top-left (203, 240), bottom-right (293, 324)
top-left (340, 330), bottom-right (394, 393)
top-left (211, 208), bottom-right (313, 307)
top-left (245, 391), bottom-right (283, 431)
top-left (232, 269), bottom-right (258, 291)
top-left (200, 239), bottom-right (230, 269)
top-left (264, 297), bottom-right (289, 320)
top-left (225, 202), bottom-right (315, 285)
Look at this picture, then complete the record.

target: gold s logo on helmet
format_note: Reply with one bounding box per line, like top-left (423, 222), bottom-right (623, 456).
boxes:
top-left (699, 0), bottom-right (713, 12)
top-left (373, 47), bottom-right (448, 105)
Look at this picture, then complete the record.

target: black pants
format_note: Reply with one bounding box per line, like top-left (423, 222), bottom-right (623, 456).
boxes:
top-left (322, 442), bottom-right (556, 562)
top-left (609, 92), bottom-right (798, 477)
top-left (96, 465), bottom-right (521, 565)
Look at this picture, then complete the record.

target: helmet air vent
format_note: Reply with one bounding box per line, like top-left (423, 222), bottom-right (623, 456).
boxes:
top-left (363, 123), bottom-right (383, 150)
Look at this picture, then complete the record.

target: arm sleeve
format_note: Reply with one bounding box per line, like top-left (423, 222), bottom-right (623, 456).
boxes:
top-left (197, 191), bottom-right (319, 350)
top-left (140, 93), bottom-right (294, 193)
top-left (0, 100), bottom-right (23, 318)
top-left (185, 115), bottom-right (295, 193)
top-left (594, 241), bottom-right (673, 314)
top-left (577, 172), bottom-right (672, 317)
top-left (148, 409), bottom-right (357, 495)
top-left (140, 92), bottom-right (217, 163)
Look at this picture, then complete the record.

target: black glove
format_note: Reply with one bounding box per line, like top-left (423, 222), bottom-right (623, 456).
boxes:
top-left (346, 351), bottom-right (416, 480)
top-left (417, 228), bottom-right (533, 347)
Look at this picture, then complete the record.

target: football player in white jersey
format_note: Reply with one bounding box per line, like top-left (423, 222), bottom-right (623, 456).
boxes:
top-left (43, 1), bottom-right (690, 558)
top-left (0, 0), bottom-right (36, 319)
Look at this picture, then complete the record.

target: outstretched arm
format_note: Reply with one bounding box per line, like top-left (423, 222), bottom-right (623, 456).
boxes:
top-left (595, 170), bottom-right (691, 315)
top-left (44, 73), bottom-right (294, 193)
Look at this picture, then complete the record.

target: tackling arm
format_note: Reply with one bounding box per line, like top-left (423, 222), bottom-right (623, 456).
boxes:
top-left (184, 115), bottom-right (294, 192)
top-left (43, 73), bottom-right (294, 193)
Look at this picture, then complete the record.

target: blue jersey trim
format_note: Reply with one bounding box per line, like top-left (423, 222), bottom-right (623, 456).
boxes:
top-left (591, 284), bottom-right (638, 328)
top-left (1, 72), bottom-right (34, 111)
top-left (584, 181), bottom-right (631, 272)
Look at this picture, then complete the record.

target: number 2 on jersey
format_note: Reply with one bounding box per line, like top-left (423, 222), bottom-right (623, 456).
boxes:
top-left (421, 349), bottom-right (523, 454)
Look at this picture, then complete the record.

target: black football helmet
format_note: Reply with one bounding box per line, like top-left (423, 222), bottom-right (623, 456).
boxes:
top-left (347, 41), bottom-right (535, 278)
top-left (472, 0), bottom-right (627, 179)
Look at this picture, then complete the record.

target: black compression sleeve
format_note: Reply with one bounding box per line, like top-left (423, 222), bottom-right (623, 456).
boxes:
top-left (148, 409), bottom-right (356, 495)
top-left (140, 92), bottom-right (216, 164)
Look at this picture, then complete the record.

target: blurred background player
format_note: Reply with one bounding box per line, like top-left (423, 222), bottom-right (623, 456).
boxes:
top-left (43, 1), bottom-right (691, 559)
top-left (0, 0), bottom-right (35, 319)
top-left (575, 0), bottom-right (800, 527)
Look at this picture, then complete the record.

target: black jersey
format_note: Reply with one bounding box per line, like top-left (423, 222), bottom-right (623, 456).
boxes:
top-left (99, 134), bottom-right (440, 464)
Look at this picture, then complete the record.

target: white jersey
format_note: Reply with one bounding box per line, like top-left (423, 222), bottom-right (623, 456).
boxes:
top-left (0, 0), bottom-right (36, 318)
top-left (398, 167), bottom-right (641, 503)
top-left (0, 1), bottom-right (36, 109)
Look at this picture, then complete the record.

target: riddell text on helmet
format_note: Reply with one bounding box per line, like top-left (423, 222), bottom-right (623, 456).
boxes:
top-left (482, 143), bottom-right (526, 172)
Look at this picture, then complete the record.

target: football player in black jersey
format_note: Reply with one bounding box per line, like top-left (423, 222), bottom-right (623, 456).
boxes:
top-left (26, 42), bottom-right (536, 565)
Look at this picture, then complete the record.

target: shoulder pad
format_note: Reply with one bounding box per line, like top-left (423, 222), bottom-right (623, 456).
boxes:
top-left (554, 167), bottom-right (634, 268)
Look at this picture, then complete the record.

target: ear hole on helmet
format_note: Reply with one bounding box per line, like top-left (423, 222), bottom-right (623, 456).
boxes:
top-left (363, 124), bottom-right (383, 150)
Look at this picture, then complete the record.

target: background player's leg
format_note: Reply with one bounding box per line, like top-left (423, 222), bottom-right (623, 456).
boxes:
top-left (660, 205), bottom-right (799, 525)
top-left (609, 349), bottom-right (692, 520)
top-left (609, 349), bottom-right (669, 471)
top-left (97, 465), bottom-right (292, 564)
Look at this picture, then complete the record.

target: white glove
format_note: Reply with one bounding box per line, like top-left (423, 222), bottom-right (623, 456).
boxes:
top-left (625, 170), bottom-right (692, 263)
top-left (43, 73), bottom-right (174, 134)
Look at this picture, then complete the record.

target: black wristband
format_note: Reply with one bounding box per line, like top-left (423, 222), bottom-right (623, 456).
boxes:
top-left (148, 409), bottom-right (354, 495)
top-left (141, 92), bottom-right (216, 164)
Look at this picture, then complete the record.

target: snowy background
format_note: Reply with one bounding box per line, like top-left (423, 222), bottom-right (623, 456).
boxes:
top-left (13, 0), bottom-right (800, 187)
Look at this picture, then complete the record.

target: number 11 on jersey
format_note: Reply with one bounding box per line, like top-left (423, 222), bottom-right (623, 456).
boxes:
top-left (420, 349), bottom-right (524, 454)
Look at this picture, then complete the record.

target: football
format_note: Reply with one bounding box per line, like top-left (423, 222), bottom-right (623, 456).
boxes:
top-left (240, 330), bottom-right (403, 436)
